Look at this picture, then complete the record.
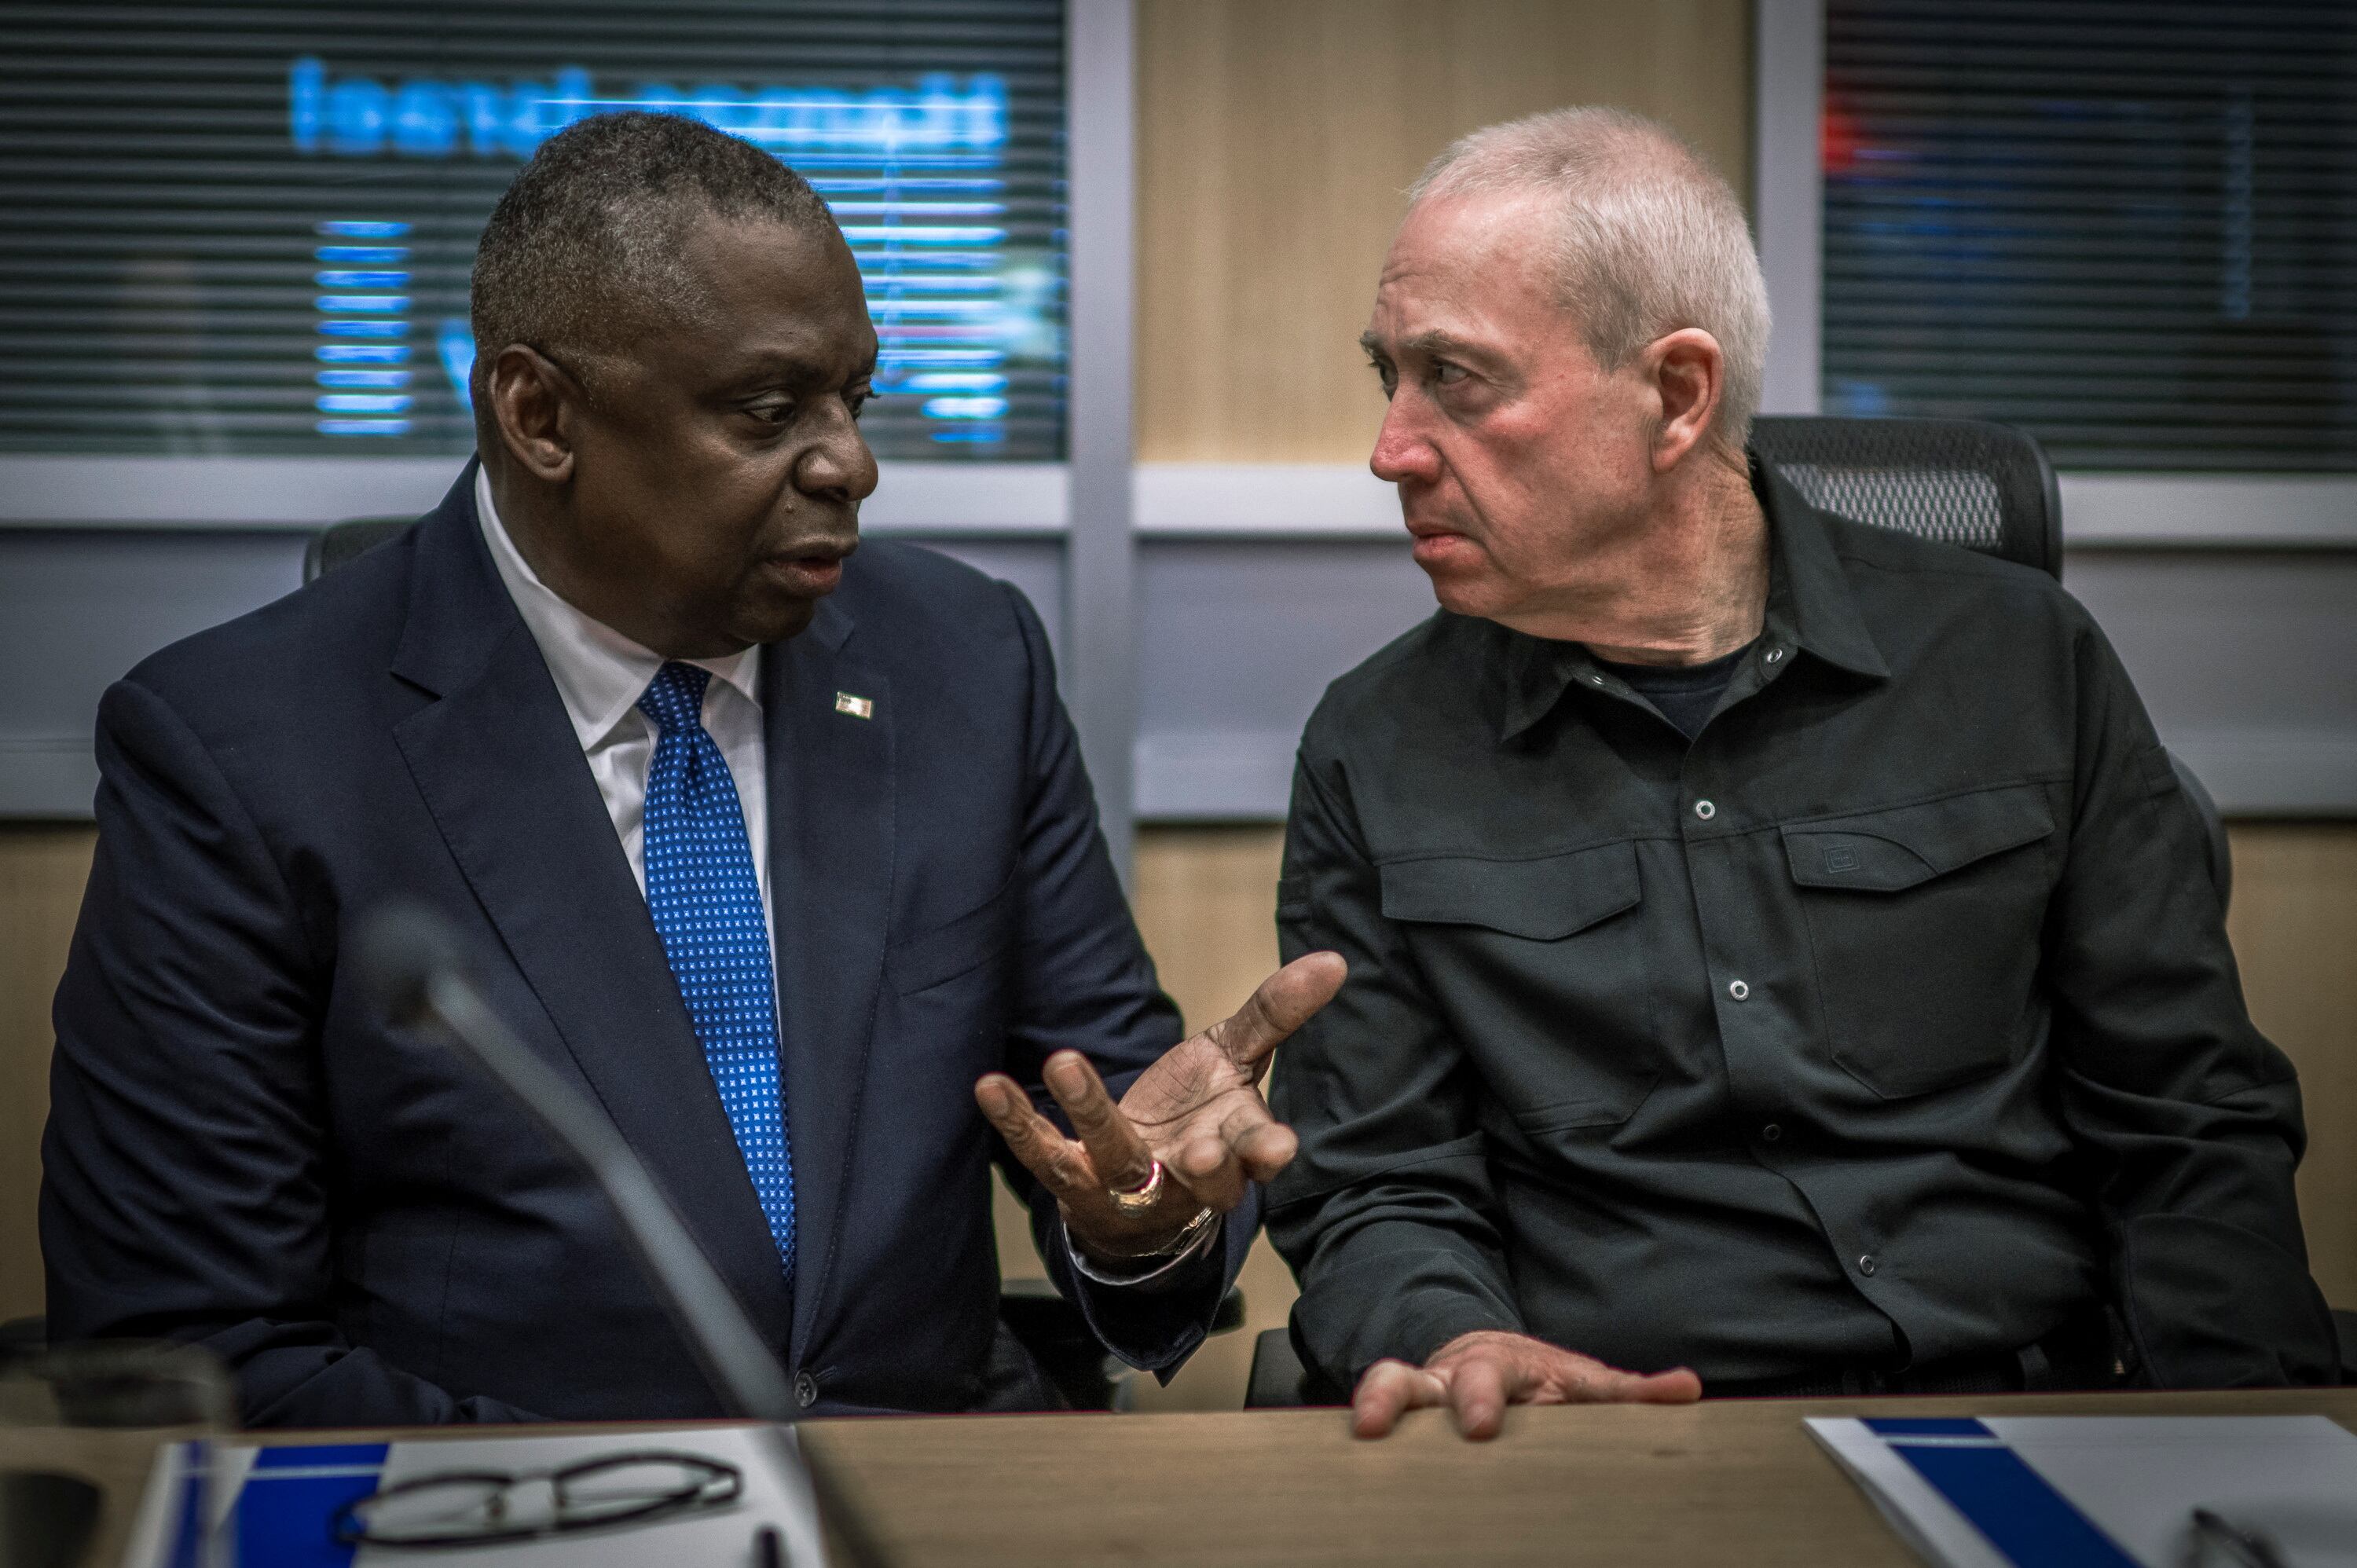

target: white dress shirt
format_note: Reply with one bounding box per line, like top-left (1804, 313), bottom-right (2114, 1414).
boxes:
top-left (476, 468), bottom-right (773, 947)
top-left (475, 471), bottom-right (1211, 1286)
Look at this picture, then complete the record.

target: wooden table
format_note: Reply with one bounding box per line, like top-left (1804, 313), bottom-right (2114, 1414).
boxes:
top-left (9, 1389), bottom-right (2355, 1566)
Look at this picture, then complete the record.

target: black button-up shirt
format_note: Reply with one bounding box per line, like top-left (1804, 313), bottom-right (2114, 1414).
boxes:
top-left (1266, 464), bottom-right (2336, 1390)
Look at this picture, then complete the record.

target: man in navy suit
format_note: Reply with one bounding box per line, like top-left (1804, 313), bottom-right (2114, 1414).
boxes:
top-left (41, 112), bottom-right (1340, 1426)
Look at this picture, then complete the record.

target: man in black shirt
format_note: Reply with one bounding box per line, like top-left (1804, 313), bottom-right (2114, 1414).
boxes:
top-left (1266, 106), bottom-right (2337, 1440)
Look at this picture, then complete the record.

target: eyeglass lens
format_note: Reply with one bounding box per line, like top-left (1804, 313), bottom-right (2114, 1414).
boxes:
top-left (340, 1451), bottom-right (740, 1546)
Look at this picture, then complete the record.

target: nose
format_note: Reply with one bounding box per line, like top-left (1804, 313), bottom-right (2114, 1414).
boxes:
top-left (1369, 394), bottom-right (1439, 486)
top-left (797, 399), bottom-right (879, 505)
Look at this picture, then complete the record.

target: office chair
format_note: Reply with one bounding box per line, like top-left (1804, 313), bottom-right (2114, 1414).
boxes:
top-left (1750, 415), bottom-right (2064, 580)
top-left (1747, 417), bottom-right (2230, 907)
top-left (0, 1313), bottom-right (45, 1364)
top-left (303, 514), bottom-right (1243, 1410)
top-left (1241, 415), bottom-right (2259, 1410)
top-left (301, 515), bottom-right (411, 583)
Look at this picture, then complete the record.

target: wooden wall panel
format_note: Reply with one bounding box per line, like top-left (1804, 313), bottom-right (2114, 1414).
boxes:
top-left (0, 824), bottom-right (96, 1321)
top-left (989, 826), bottom-right (1293, 1411)
top-left (1135, 0), bottom-right (1755, 463)
top-left (1123, 826), bottom-right (1293, 1411)
top-left (2227, 824), bottom-right (2357, 1307)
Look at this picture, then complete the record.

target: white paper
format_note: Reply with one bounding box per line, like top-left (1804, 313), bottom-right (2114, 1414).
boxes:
top-left (1985, 1416), bottom-right (2357, 1568)
top-left (1809, 1414), bottom-right (2357, 1568)
top-left (1809, 1419), bottom-right (2016, 1568)
top-left (118, 1438), bottom-right (207, 1568)
top-left (142, 1423), bottom-right (828, 1568)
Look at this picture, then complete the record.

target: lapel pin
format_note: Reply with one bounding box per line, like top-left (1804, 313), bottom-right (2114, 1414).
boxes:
top-left (834, 691), bottom-right (874, 720)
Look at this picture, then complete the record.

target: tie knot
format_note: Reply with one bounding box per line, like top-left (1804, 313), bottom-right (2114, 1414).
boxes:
top-left (637, 661), bottom-right (713, 732)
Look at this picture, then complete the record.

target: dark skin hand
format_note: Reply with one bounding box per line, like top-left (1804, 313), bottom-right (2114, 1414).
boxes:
top-left (480, 210), bottom-right (879, 661)
top-left (977, 952), bottom-right (1347, 1262)
top-left (1351, 1331), bottom-right (1702, 1441)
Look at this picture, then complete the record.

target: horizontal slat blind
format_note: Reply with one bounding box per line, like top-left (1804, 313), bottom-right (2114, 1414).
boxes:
top-left (1822, 0), bottom-right (2357, 471)
top-left (0, 0), bottom-right (1065, 460)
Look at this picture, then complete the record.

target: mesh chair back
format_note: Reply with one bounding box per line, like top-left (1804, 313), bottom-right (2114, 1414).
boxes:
top-left (302, 515), bottom-right (413, 584)
top-left (1750, 416), bottom-right (2228, 908)
top-left (1750, 416), bottom-right (2063, 582)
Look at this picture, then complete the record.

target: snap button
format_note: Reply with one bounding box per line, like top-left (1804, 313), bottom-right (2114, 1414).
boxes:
top-left (1857, 1254), bottom-right (1878, 1277)
top-left (794, 1370), bottom-right (819, 1409)
top-left (1589, 673), bottom-right (1607, 687)
top-left (1765, 647), bottom-right (1785, 665)
top-left (1728, 979), bottom-right (1750, 1001)
top-left (1693, 800), bottom-right (1716, 820)
top-left (1761, 1123), bottom-right (1783, 1143)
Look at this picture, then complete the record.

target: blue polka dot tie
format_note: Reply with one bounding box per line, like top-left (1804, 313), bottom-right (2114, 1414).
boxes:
top-left (637, 661), bottom-right (795, 1281)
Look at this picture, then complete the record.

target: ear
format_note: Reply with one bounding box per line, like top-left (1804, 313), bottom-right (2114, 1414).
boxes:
top-left (1640, 328), bottom-right (1725, 474)
top-left (484, 344), bottom-right (585, 485)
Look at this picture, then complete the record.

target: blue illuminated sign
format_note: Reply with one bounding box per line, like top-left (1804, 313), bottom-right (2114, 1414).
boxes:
top-left (288, 58), bottom-right (1007, 161)
top-left (288, 59), bottom-right (1032, 449)
top-left (0, 3), bottom-right (1065, 461)
top-left (311, 219), bottom-right (415, 435)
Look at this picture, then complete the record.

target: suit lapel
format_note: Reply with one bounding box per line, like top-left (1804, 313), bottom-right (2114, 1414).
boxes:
top-left (387, 466), bottom-right (793, 1354)
top-left (763, 598), bottom-right (895, 1365)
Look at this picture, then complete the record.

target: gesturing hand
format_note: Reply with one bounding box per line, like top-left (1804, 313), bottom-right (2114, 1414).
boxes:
top-left (974, 951), bottom-right (1346, 1262)
top-left (1351, 1330), bottom-right (1701, 1441)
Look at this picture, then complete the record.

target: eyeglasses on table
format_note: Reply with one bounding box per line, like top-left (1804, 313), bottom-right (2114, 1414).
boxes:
top-left (331, 1449), bottom-right (742, 1548)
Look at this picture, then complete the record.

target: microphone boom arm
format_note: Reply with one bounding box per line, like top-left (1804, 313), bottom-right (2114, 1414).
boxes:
top-left (356, 904), bottom-right (889, 1565)
top-left (420, 974), bottom-right (800, 1423)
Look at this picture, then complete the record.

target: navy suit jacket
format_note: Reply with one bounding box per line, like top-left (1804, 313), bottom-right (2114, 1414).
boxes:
top-left (43, 465), bottom-right (1250, 1425)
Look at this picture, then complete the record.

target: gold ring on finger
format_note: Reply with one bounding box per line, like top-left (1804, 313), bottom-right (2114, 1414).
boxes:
top-left (1108, 1158), bottom-right (1164, 1214)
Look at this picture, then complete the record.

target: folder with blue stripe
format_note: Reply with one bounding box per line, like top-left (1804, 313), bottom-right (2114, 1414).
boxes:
top-left (1808, 1413), bottom-right (2357, 1568)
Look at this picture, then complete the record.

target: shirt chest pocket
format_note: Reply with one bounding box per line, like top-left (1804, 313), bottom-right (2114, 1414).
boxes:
top-left (1380, 842), bottom-right (1659, 1130)
top-left (1782, 782), bottom-right (2058, 1099)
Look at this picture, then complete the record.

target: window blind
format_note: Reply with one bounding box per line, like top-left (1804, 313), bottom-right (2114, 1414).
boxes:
top-left (1821, 0), bottom-right (2357, 471)
top-left (0, 0), bottom-right (1066, 460)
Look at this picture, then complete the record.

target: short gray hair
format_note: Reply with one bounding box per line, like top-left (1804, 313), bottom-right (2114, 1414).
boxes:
top-left (471, 112), bottom-right (838, 416)
top-left (1408, 107), bottom-right (1770, 454)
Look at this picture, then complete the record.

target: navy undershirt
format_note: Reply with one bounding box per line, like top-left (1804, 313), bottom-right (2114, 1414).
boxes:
top-left (1588, 638), bottom-right (1758, 741)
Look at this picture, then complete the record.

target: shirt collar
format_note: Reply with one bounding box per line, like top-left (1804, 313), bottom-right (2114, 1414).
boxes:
top-left (1494, 453), bottom-right (1890, 742)
top-left (1754, 456), bottom-right (1890, 683)
top-left (475, 467), bottom-right (760, 753)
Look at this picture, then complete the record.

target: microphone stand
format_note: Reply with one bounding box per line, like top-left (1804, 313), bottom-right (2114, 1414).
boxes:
top-left (361, 906), bottom-right (889, 1567)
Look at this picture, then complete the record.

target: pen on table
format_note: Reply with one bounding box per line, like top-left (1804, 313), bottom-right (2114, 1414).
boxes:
top-left (2190, 1507), bottom-right (2288, 1568)
top-left (755, 1523), bottom-right (784, 1567)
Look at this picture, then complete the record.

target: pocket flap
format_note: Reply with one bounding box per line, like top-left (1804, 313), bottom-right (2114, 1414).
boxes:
top-left (887, 879), bottom-right (1017, 994)
top-left (1783, 783), bottom-right (2055, 892)
top-left (1379, 842), bottom-right (1640, 940)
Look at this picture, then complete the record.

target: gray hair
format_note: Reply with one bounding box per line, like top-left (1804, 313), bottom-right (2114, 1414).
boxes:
top-left (1407, 107), bottom-right (1770, 454)
top-left (471, 112), bottom-right (838, 416)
